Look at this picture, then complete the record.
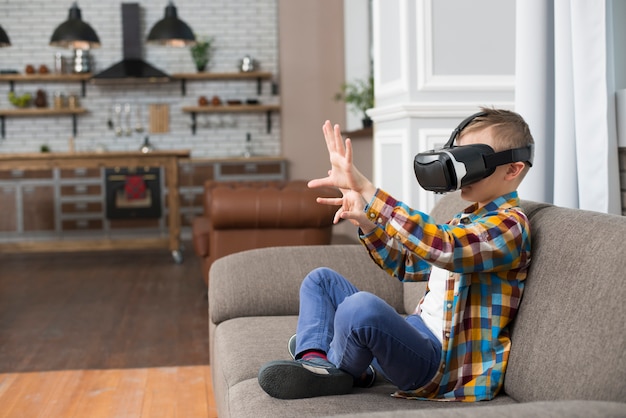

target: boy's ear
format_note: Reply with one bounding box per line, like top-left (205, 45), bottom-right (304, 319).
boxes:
top-left (505, 162), bottom-right (526, 180)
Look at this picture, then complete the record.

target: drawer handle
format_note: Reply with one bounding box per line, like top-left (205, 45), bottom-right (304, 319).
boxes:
top-left (244, 163), bottom-right (258, 173)
top-left (74, 185), bottom-right (88, 194)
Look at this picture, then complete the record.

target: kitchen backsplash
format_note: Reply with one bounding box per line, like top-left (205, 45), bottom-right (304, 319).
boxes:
top-left (0, 0), bottom-right (280, 157)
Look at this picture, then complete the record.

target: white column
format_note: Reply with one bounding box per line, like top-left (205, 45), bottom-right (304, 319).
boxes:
top-left (514, 0), bottom-right (553, 204)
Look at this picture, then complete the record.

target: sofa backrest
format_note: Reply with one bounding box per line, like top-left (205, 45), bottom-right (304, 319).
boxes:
top-left (403, 192), bottom-right (626, 402)
top-left (504, 205), bottom-right (626, 402)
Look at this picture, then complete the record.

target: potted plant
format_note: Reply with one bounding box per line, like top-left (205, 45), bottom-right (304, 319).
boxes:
top-left (190, 36), bottom-right (214, 72)
top-left (334, 76), bottom-right (374, 128)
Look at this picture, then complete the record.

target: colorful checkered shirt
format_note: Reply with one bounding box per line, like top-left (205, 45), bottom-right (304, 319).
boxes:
top-left (359, 190), bottom-right (531, 402)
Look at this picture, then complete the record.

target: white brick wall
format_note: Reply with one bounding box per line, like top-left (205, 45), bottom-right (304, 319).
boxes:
top-left (0, 0), bottom-right (280, 157)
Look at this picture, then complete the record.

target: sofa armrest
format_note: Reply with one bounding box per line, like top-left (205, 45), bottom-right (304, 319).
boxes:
top-left (208, 244), bottom-right (406, 326)
top-left (191, 216), bottom-right (211, 257)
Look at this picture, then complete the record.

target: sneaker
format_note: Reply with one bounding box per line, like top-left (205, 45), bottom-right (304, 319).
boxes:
top-left (354, 365), bottom-right (377, 388)
top-left (288, 333), bottom-right (297, 359)
top-left (258, 357), bottom-right (353, 399)
top-left (287, 334), bottom-right (376, 388)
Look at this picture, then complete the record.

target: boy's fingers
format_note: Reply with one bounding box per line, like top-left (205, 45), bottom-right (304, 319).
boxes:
top-left (316, 197), bottom-right (343, 206)
top-left (308, 177), bottom-right (337, 189)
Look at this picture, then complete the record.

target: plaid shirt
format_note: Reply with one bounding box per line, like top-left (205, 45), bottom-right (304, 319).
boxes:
top-left (359, 190), bottom-right (531, 402)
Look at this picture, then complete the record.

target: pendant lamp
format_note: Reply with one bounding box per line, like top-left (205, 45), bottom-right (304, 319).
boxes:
top-left (50, 2), bottom-right (100, 49)
top-left (0, 25), bottom-right (10, 47)
top-left (147, 1), bottom-right (196, 47)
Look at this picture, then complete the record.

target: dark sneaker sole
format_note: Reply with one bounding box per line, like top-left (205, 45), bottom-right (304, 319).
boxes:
top-left (258, 360), bottom-right (353, 399)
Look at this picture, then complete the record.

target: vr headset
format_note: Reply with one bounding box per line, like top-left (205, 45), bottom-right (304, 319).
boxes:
top-left (413, 112), bottom-right (534, 193)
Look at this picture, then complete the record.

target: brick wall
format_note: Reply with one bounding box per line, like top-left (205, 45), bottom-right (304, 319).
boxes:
top-left (0, 0), bottom-right (280, 157)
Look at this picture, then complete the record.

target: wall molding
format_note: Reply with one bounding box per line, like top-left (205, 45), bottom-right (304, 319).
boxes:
top-left (416, 0), bottom-right (515, 92)
top-left (367, 101), bottom-right (515, 122)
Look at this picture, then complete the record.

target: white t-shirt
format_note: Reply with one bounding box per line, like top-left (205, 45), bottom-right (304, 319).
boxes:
top-left (418, 265), bottom-right (448, 343)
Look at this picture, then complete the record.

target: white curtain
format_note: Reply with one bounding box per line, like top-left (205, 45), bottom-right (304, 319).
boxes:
top-left (515, 0), bottom-right (621, 214)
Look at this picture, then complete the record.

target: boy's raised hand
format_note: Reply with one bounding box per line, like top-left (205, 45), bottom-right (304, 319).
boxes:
top-left (308, 121), bottom-right (372, 197)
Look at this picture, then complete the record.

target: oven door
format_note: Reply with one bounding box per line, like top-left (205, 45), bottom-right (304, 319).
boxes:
top-left (105, 167), bottom-right (162, 219)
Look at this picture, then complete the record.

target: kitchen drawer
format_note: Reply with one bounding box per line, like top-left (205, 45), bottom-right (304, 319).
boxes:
top-left (62, 219), bottom-right (103, 231)
top-left (178, 162), bottom-right (214, 187)
top-left (0, 186), bottom-right (17, 232)
top-left (22, 185), bottom-right (55, 231)
top-left (60, 168), bottom-right (101, 179)
top-left (61, 201), bottom-right (103, 214)
top-left (218, 161), bottom-right (284, 177)
top-left (0, 169), bottom-right (53, 180)
top-left (60, 184), bottom-right (102, 196)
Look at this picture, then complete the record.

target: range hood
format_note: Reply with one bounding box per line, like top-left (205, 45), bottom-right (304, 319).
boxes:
top-left (92, 3), bottom-right (170, 82)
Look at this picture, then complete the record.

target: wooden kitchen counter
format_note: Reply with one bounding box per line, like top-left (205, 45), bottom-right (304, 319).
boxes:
top-left (0, 150), bottom-right (190, 262)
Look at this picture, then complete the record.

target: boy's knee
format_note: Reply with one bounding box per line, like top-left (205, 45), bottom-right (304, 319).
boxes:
top-left (302, 267), bottom-right (335, 287)
top-left (300, 267), bottom-right (344, 296)
top-left (337, 292), bottom-right (386, 325)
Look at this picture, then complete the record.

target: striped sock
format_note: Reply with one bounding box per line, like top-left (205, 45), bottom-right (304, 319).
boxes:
top-left (300, 350), bottom-right (328, 362)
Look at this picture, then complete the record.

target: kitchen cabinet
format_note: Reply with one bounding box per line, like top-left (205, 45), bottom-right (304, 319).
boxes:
top-left (0, 168), bottom-right (55, 234)
top-left (58, 167), bottom-right (104, 232)
top-left (0, 73), bottom-right (91, 138)
top-left (0, 153), bottom-right (286, 260)
top-left (0, 151), bottom-right (190, 263)
top-left (172, 72), bottom-right (280, 134)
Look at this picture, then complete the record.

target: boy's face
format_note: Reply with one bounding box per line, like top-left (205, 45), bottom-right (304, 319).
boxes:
top-left (456, 127), bottom-right (519, 207)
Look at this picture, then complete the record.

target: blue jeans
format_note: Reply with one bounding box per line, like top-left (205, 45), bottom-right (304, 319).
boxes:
top-left (295, 267), bottom-right (442, 391)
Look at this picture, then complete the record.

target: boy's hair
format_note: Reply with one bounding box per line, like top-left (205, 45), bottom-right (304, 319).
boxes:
top-left (462, 107), bottom-right (535, 155)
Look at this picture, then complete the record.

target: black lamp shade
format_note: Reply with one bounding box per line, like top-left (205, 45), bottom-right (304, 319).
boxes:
top-left (0, 25), bottom-right (10, 47)
top-left (147, 2), bottom-right (196, 47)
top-left (50, 2), bottom-right (100, 49)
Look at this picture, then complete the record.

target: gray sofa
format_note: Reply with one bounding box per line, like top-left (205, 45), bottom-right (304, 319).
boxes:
top-left (208, 192), bottom-right (626, 417)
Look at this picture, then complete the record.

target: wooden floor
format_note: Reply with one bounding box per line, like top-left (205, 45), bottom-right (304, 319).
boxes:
top-left (0, 244), bottom-right (217, 417)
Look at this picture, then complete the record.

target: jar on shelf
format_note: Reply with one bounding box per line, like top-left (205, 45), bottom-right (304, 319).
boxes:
top-left (67, 94), bottom-right (79, 109)
top-left (53, 92), bottom-right (66, 109)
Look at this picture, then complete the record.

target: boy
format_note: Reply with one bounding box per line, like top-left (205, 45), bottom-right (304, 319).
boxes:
top-left (258, 108), bottom-right (534, 402)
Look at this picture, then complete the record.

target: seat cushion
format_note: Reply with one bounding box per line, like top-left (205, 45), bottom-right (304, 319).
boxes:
top-left (212, 316), bottom-right (516, 418)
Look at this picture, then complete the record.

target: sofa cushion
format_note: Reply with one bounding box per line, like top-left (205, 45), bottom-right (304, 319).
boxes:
top-left (216, 316), bottom-right (516, 418)
top-left (227, 378), bottom-right (516, 418)
top-left (325, 400), bottom-right (626, 418)
top-left (504, 206), bottom-right (626, 402)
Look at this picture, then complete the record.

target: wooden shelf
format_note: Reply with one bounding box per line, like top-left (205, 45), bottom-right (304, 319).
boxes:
top-left (0, 107), bottom-right (87, 117)
top-left (182, 104), bottom-right (280, 134)
top-left (171, 71), bottom-right (272, 81)
top-left (0, 73), bottom-right (93, 82)
top-left (0, 107), bottom-right (88, 138)
top-left (0, 73), bottom-right (92, 96)
top-left (182, 104), bottom-right (280, 113)
top-left (170, 71), bottom-right (273, 95)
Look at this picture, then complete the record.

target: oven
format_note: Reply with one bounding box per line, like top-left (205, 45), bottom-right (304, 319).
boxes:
top-left (105, 167), bottom-right (162, 219)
